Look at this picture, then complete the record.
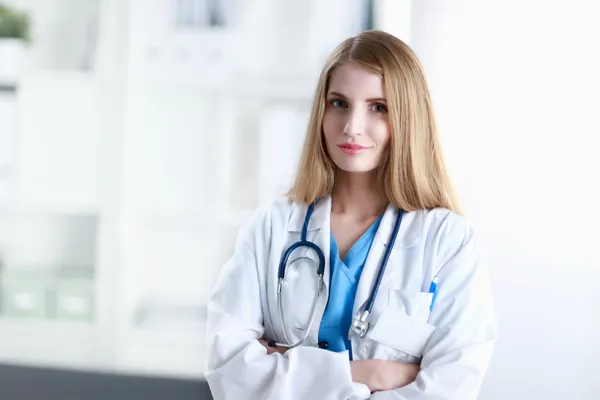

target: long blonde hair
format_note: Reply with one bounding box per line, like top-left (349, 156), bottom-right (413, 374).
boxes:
top-left (287, 30), bottom-right (461, 215)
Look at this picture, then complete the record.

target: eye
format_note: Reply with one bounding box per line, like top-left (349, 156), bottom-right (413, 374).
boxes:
top-left (330, 99), bottom-right (348, 108)
top-left (370, 103), bottom-right (387, 113)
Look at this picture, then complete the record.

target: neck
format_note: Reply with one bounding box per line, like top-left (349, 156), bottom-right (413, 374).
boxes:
top-left (331, 170), bottom-right (388, 219)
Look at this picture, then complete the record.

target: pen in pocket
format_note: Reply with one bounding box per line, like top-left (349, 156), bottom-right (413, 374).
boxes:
top-left (428, 275), bottom-right (439, 312)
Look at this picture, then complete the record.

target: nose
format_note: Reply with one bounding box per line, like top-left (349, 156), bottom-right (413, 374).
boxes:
top-left (343, 107), bottom-right (366, 137)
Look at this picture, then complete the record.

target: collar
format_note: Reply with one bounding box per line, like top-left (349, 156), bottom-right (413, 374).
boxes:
top-left (378, 204), bottom-right (421, 249)
top-left (287, 197), bottom-right (331, 233)
top-left (286, 196), bottom-right (421, 249)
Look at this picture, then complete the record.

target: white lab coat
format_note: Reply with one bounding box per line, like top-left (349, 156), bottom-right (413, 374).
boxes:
top-left (204, 196), bottom-right (498, 399)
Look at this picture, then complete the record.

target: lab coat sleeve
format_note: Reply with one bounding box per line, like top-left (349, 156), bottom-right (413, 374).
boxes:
top-left (204, 211), bottom-right (371, 400)
top-left (371, 213), bottom-right (498, 400)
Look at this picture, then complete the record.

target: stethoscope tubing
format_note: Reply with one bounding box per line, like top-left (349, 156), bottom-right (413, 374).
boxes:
top-left (272, 201), bottom-right (403, 349)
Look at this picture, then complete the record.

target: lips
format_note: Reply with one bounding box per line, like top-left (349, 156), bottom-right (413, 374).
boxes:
top-left (338, 144), bottom-right (368, 150)
top-left (337, 143), bottom-right (370, 155)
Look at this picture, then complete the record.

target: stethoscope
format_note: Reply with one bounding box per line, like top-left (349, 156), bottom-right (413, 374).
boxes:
top-left (268, 201), bottom-right (404, 349)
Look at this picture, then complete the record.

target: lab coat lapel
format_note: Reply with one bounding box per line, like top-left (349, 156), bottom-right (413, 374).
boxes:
top-left (352, 205), bottom-right (421, 315)
top-left (352, 205), bottom-right (395, 315)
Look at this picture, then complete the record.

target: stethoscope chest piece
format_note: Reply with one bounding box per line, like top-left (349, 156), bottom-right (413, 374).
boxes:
top-left (349, 309), bottom-right (371, 339)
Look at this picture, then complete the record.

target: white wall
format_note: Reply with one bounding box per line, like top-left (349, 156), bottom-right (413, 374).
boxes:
top-left (410, 2), bottom-right (600, 399)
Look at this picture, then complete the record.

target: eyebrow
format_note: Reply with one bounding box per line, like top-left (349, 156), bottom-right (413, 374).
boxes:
top-left (327, 91), bottom-right (387, 103)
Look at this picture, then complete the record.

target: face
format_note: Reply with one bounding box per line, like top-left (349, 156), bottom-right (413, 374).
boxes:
top-left (322, 63), bottom-right (391, 173)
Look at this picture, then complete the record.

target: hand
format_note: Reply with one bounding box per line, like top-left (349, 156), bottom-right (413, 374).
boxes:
top-left (258, 338), bottom-right (288, 355)
top-left (350, 359), bottom-right (419, 393)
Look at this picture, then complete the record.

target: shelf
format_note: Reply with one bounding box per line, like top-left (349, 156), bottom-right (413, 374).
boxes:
top-left (138, 208), bottom-right (255, 230)
top-left (0, 318), bottom-right (207, 378)
top-left (127, 73), bottom-right (319, 101)
top-left (0, 201), bottom-right (100, 216)
top-left (233, 74), bottom-right (318, 100)
top-left (20, 70), bottom-right (97, 82)
top-left (0, 84), bottom-right (17, 93)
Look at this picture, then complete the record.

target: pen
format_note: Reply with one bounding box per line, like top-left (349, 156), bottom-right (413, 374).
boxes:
top-left (428, 275), bottom-right (439, 312)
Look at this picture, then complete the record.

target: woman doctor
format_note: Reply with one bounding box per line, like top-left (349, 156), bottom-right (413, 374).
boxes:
top-left (205, 30), bottom-right (498, 399)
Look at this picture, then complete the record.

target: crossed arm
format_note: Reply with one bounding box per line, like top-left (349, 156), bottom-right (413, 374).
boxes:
top-left (258, 339), bottom-right (420, 394)
top-left (207, 213), bottom-right (497, 399)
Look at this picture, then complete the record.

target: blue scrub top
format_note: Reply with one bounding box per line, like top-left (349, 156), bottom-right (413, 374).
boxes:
top-left (318, 216), bottom-right (382, 358)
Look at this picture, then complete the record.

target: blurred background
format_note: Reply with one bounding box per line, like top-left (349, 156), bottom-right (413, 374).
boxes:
top-left (0, 0), bottom-right (599, 399)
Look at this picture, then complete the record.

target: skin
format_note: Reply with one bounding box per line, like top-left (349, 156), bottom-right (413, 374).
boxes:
top-left (258, 63), bottom-right (420, 393)
top-left (323, 62), bottom-right (392, 259)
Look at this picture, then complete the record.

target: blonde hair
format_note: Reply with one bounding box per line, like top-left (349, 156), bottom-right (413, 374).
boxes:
top-left (287, 30), bottom-right (462, 215)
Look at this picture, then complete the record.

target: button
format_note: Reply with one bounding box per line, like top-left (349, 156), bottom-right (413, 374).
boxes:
top-left (361, 345), bottom-right (369, 353)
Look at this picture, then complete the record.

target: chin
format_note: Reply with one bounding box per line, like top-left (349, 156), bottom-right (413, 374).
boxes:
top-left (334, 161), bottom-right (378, 173)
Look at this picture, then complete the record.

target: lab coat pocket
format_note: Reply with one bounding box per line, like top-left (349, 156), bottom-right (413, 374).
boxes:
top-left (369, 290), bottom-right (436, 362)
top-left (388, 289), bottom-right (433, 323)
top-left (371, 308), bottom-right (436, 360)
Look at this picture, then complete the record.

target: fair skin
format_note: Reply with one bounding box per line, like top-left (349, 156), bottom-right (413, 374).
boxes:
top-left (259, 63), bottom-right (420, 392)
top-left (323, 63), bottom-right (392, 258)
